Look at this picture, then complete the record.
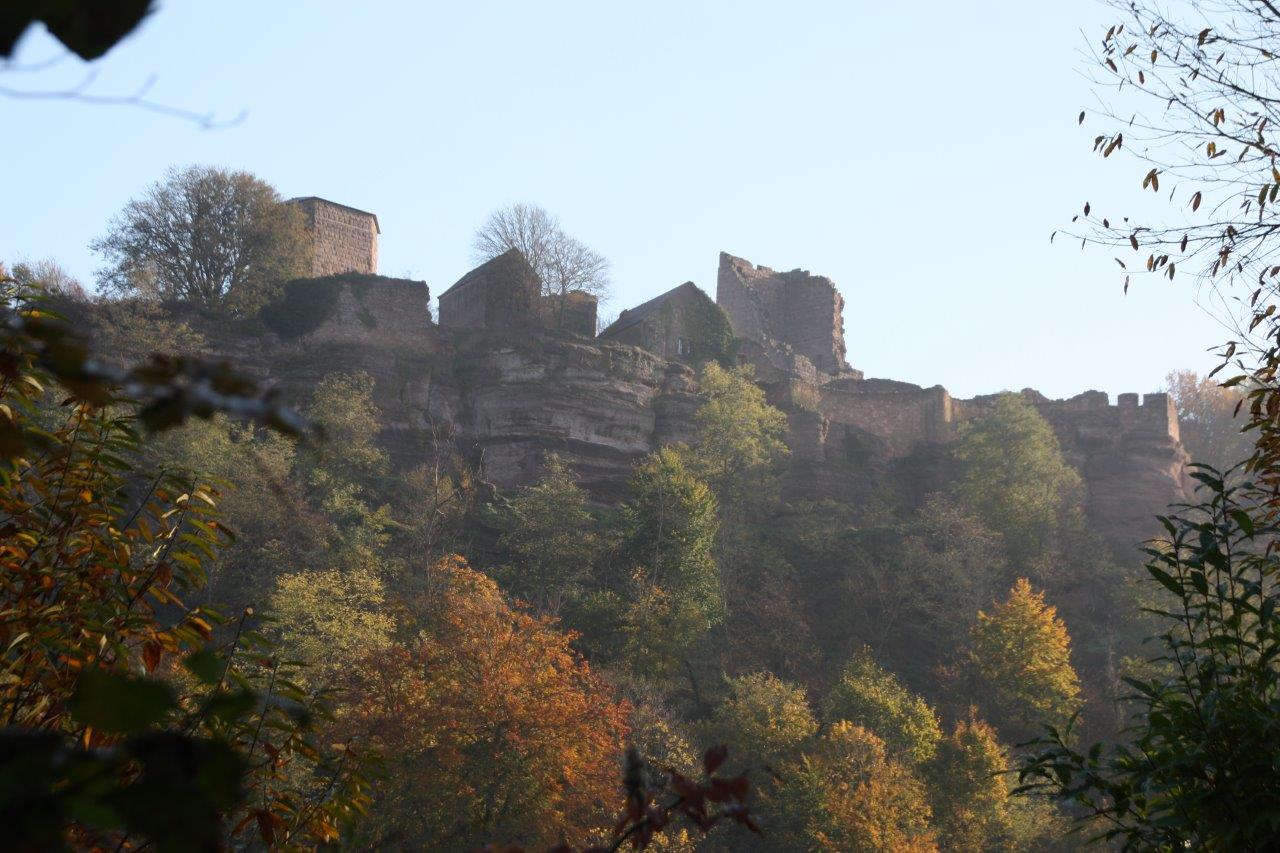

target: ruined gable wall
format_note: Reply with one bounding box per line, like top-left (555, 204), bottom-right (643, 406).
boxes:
top-left (295, 199), bottom-right (378, 277)
top-left (779, 270), bottom-right (848, 374)
top-left (716, 253), bottom-right (848, 375)
top-left (438, 278), bottom-right (488, 329)
top-left (439, 251), bottom-right (541, 331)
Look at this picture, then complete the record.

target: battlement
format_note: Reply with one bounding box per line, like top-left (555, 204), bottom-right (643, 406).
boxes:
top-left (962, 386), bottom-right (1177, 440)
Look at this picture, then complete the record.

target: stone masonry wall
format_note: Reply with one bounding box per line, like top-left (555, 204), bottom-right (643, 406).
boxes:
top-left (716, 252), bottom-right (848, 374)
top-left (292, 198), bottom-right (379, 277)
top-left (792, 379), bottom-right (1188, 546)
top-left (303, 277), bottom-right (432, 348)
top-left (439, 249), bottom-right (541, 330)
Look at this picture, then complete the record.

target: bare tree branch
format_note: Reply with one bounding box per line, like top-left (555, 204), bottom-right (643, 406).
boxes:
top-left (0, 67), bottom-right (246, 129)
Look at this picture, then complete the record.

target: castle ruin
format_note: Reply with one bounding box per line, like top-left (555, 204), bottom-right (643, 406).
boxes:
top-left (266, 198), bottom-right (1189, 550)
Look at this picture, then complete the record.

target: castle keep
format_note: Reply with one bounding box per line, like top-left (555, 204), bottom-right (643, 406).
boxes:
top-left (289, 196), bottom-right (380, 277)
top-left (264, 198), bottom-right (1189, 550)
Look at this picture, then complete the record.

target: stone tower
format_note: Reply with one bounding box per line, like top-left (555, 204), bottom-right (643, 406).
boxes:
top-left (288, 196), bottom-right (379, 277)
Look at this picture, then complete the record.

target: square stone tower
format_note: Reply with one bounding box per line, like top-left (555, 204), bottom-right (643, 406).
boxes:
top-left (288, 197), bottom-right (379, 277)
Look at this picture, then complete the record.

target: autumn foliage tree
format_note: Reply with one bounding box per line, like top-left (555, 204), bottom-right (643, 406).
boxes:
top-left (1166, 368), bottom-right (1253, 472)
top-left (0, 281), bottom-right (370, 848)
top-left (339, 556), bottom-right (630, 849)
top-left (961, 578), bottom-right (1082, 744)
top-left (823, 650), bottom-right (942, 767)
top-left (771, 722), bottom-right (936, 853)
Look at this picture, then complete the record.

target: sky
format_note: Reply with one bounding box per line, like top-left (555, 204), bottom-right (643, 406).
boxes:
top-left (1, 0), bottom-right (1233, 398)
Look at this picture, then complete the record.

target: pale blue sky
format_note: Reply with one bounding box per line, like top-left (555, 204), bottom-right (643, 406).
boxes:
top-left (2, 0), bottom-right (1229, 398)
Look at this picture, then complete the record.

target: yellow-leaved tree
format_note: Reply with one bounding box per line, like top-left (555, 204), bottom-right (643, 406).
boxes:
top-left (961, 578), bottom-right (1081, 743)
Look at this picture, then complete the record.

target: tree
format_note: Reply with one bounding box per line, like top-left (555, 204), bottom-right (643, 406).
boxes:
top-left (961, 579), bottom-right (1082, 744)
top-left (1058, 2), bottom-right (1280, 512)
top-left (1018, 470), bottom-right (1280, 849)
top-left (298, 371), bottom-right (394, 563)
top-left (771, 722), bottom-right (936, 853)
top-left (268, 566), bottom-right (396, 686)
top-left (338, 556), bottom-right (630, 849)
top-left (1167, 368), bottom-right (1253, 472)
top-left (1063, 1), bottom-right (1280, 301)
top-left (92, 165), bottom-right (309, 312)
top-left (93, 297), bottom-right (209, 365)
top-left (927, 714), bottom-right (1063, 852)
top-left (687, 362), bottom-right (790, 510)
top-left (824, 649), bottom-right (942, 766)
top-left (9, 257), bottom-right (88, 300)
top-left (701, 672), bottom-right (817, 770)
top-left (615, 447), bottom-right (723, 678)
top-left (800, 496), bottom-right (1009, 691)
top-left (0, 282), bottom-right (370, 848)
top-left (150, 414), bottom-right (312, 609)
top-left (951, 393), bottom-right (1083, 565)
top-left (472, 202), bottom-right (610, 328)
top-left (493, 453), bottom-right (600, 614)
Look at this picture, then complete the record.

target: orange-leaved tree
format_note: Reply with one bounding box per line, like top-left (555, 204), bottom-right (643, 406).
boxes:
top-left (339, 555), bottom-right (631, 849)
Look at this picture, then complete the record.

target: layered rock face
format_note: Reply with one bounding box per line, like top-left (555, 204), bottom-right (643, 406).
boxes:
top-left (430, 331), bottom-right (700, 498)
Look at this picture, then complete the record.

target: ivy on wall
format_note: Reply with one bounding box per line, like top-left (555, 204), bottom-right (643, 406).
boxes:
top-left (685, 290), bottom-right (736, 367)
top-left (261, 274), bottom-right (387, 339)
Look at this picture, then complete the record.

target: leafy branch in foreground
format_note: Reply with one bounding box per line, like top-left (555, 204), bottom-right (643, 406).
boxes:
top-left (481, 745), bottom-right (756, 853)
top-left (0, 278), bottom-right (370, 849)
top-left (0, 276), bottom-right (309, 458)
top-left (1016, 465), bottom-right (1280, 849)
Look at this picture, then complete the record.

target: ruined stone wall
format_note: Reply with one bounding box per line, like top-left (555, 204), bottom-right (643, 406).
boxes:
top-left (799, 380), bottom-right (1188, 547)
top-left (439, 249), bottom-right (541, 330)
top-left (303, 277), bottom-right (432, 348)
top-left (717, 253), bottom-right (774, 343)
top-left (550, 291), bottom-right (598, 337)
top-left (716, 252), bottom-right (849, 374)
top-left (291, 198), bottom-right (378, 277)
top-left (816, 382), bottom-right (953, 457)
top-left (782, 272), bottom-right (847, 374)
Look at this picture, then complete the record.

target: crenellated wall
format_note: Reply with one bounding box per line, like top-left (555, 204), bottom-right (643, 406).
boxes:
top-left (766, 375), bottom-right (1189, 546)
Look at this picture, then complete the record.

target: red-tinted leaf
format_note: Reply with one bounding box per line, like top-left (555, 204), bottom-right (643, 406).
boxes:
top-left (142, 640), bottom-right (162, 673)
top-left (703, 744), bottom-right (728, 776)
top-left (255, 810), bottom-right (277, 845)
